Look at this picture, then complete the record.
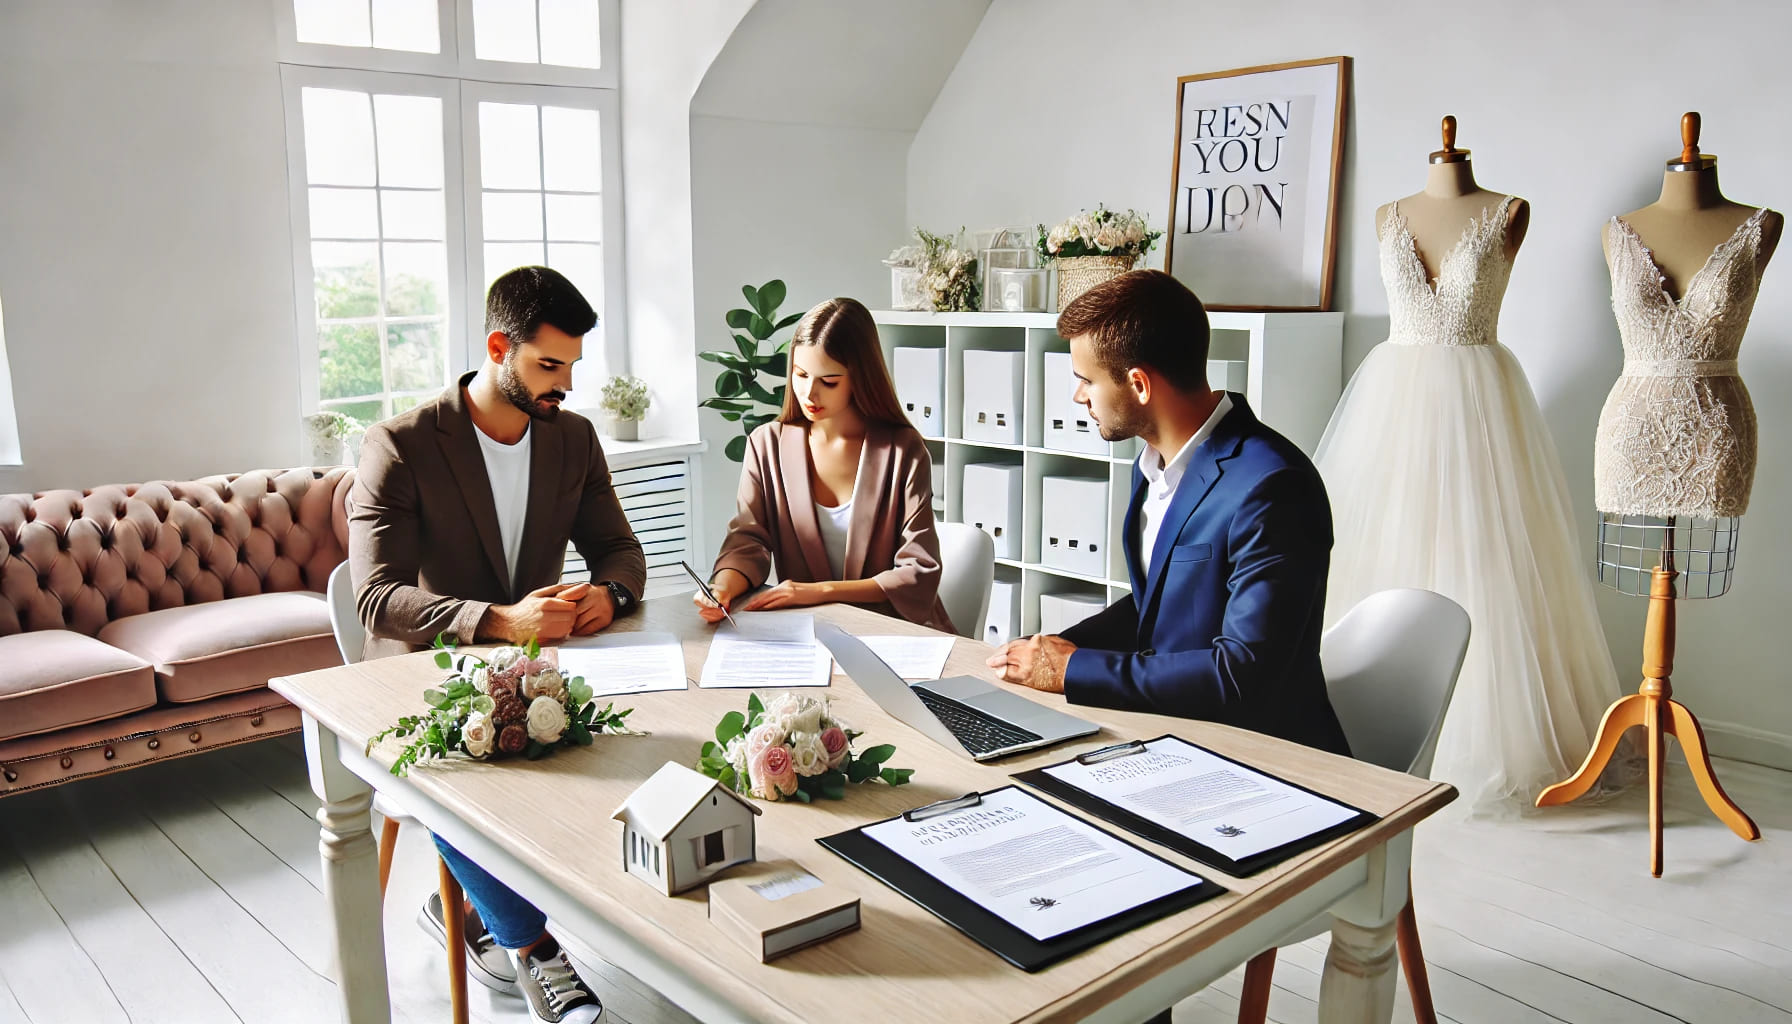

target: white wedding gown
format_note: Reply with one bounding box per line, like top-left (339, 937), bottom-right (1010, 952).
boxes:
top-left (1315, 196), bottom-right (1627, 814)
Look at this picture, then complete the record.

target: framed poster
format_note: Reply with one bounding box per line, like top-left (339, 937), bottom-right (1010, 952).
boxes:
top-left (1164, 56), bottom-right (1350, 312)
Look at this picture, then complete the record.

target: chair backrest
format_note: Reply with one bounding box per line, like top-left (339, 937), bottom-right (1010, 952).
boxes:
top-left (326, 561), bottom-right (365, 665)
top-left (1321, 588), bottom-right (1471, 778)
top-left (935, 521), bottom-right (995, 640)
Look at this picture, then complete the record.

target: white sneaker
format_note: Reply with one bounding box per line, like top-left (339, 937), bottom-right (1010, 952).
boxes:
top-left (510, 937), bottom-right (603, 1023)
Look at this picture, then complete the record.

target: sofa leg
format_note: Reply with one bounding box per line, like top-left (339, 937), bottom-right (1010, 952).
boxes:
top-left (377, 817), bottom-right (400, 900)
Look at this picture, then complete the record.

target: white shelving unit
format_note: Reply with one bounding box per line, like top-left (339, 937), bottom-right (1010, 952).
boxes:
top-left (874, 310), bottom-right (1343, 635)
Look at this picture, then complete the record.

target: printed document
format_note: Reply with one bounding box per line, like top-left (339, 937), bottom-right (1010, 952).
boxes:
top-left (861, 786), bottom-right (1200, 941)
top-left (832, 635), bottom-right (956, 681)
top-left (700, 615), bottom-right (831, 687)
top-left (1042, 737), bottom-right (1358, 861)
top-left (554, 632), bottom-right (688, 697)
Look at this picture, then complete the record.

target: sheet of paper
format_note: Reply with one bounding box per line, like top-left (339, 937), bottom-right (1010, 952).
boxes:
top-left (831, 635), bottom-right (956, 681)
top-left (1042, 737), bottom-right (1359, 861)
top-left (699, 630), bottom-right (832, 688)
top-left (861, 786), bottom-right (1201, 942)
top-left (553, 632), bottom-right (689, 697)
top-left (730, 611), bottom-right (814, 645)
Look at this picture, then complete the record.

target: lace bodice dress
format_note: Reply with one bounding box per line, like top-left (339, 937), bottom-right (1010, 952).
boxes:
top-left (1314, 194), bottom-right (1629, 813)
top-left (1595, 210), bottom-right (1770, 518)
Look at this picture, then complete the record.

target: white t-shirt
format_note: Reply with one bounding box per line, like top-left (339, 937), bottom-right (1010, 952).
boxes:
top-left (1136, 394), bottom-right (1233, 572)
top-left (475, 422), bottom-right (532, 592)
top-left (814, 499), bottom-right (854, 578)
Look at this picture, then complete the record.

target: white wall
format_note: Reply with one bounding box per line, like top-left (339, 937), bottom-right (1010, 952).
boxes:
top-left (685, 0), bottom-right (988, 564)
top-left (907, 0), bottom-right (1792, 763)
top-left (0, 0), bottom-right (299, 492)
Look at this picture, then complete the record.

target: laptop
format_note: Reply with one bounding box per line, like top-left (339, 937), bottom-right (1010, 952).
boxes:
top-left (816, 622), bottom-right (1099, 762)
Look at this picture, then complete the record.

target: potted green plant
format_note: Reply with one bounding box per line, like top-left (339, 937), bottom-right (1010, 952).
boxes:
top-left (599, 376), bottom-right (651, 441)
top-left (699, 280), bottom-right (801, 462)
top-left (303, 411), bottom-right (363, 467)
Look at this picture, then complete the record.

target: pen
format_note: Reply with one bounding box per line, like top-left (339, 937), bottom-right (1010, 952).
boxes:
top-left (681, 560), bottom-right (740, 630)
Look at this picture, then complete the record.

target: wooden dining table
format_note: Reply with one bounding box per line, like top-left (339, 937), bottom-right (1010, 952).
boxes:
top-left (271, 598), bottom-right (1453, 1024)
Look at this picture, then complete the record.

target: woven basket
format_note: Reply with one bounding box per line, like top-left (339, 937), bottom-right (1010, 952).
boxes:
top-left (1054, 254), bottom-right (1138, 309)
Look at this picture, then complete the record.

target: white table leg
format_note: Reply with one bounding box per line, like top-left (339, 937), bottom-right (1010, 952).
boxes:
top-left (304, 714), bottom-right (393, 1024)
top-left (1317, 831), bottom-right (1412, 1024)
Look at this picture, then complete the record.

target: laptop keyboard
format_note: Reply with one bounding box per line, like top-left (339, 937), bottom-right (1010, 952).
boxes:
top-left (912, 687), bottom-right (1043, 756)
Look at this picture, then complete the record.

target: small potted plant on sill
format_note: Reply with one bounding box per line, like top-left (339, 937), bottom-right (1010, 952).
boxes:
top-left (600, 375), bottom-right (651, 441)
top-left (303, 411), bottom-right (363, 467)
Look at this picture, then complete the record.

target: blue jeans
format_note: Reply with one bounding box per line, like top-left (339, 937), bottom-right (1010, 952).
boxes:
top-left (433, 835), bottom-right (547, 950)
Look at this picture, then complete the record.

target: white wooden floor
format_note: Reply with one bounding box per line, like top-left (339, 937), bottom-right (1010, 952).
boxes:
top-left (1, 734), bottom-right (1786, 1024)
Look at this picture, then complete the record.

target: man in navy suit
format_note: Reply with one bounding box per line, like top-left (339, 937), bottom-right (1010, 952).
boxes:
top-left (987, 270), bottom-right (1349, 756)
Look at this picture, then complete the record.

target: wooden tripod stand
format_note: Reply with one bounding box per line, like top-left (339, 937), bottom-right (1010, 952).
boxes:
top-left (1536, 565), bottom-right (1759, 876)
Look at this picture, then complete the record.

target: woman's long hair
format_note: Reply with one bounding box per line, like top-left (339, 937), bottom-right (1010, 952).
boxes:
top-left (776, 297), bottom-right (909, 428)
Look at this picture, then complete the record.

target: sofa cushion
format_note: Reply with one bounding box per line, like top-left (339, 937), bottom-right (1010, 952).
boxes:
top-left (98, 591), bottom-right (340, 703)
top-left (0, 631), bottom-right (157, 740)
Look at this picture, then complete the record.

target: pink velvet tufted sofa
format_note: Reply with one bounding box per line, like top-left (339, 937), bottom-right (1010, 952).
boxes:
top-left (0, 467), bottom-right (354, 796)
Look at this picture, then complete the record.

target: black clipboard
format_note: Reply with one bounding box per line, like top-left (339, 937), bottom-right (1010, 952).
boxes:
top-left (1013, 736), bottom-right (1378, 877)
top-left (815, 784), bottom-right (1225, 973)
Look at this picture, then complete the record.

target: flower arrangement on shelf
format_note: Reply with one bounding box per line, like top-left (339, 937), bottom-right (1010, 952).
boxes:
top-left (1037, 205), bottom-right (1164, 308)
top-left (915, 227), bottom-right (980, 312)
top-left (599, 375), bottom-right (651, 440)
top-left (365, 637), bottom-right (634, 777)
top-left (697, 691), bottom-right (913, 803)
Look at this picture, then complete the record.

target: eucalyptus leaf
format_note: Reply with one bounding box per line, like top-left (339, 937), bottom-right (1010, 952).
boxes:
top-left (861, 743), bottom-right (896, 765)
top-left (716, 711), bottom-right (746, 745)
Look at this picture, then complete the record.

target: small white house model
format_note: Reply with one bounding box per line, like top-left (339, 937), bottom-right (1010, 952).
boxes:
top-left (611, 761), bottom-right (762, 895)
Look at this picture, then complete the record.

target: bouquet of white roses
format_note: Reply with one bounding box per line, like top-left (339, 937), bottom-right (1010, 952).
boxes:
top-left (697, 691), bottom-right (913, 802)
top-left (366, 637), bottom-right (633, 776)
top-left (1036, 205), bottom-right (1163, 264)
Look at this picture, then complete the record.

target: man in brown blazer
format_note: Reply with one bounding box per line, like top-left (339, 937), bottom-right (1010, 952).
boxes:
top-left (350, 266), bottom-right (641, 1023)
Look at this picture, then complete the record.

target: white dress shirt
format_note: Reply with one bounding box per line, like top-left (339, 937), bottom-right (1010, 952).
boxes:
top-left (1136, 394), bottom-right (1233, 572)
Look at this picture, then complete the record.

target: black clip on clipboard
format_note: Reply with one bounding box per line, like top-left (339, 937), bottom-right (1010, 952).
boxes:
top-left (815, 784), bottom-right (1225, 973)
top-left (1014, 735), bottom-right (1380, 878)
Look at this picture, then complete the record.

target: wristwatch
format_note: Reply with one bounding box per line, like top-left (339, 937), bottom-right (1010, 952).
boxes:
top-left (600, 580), bottom-right (635, 614)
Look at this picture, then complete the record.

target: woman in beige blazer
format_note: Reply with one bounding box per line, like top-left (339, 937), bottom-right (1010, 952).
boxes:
top-left (697, 297), bottom-right (953, 632)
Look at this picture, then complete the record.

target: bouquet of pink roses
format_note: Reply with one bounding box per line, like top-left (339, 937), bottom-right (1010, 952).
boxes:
top-left (366, 637), bottom-right (633, 776)
top-left (697, 691), bottom-right (913, 802)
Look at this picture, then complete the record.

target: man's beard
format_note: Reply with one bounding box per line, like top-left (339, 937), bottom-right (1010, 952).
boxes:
top-left (498, 354), bottom-right (565, 421)
top-left (1096, 403), bottom-right (1147, 442)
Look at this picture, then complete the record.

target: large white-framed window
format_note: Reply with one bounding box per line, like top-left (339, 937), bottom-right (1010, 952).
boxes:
top-left (276, 0), bottom-right (622, 436)
top-left (461, 82), bottom-right (624, 405)
top-left (283, 66), bottom-right (467, 426)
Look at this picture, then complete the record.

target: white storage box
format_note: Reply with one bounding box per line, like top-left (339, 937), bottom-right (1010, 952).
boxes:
top-left (960, 463), bottom-right (1023, 559)
top-left (893, 347), bottom-right (945, 437)
top-left (1208, 358), bottom-right (1248, 394)
top-left (1042, 351), bottom-right (1106, 455)
top-left (1038, 592), bottom-right (1107, 636)
top-left (960, 350), bottom-right (1025, 444)
top-left (1039, 476), bottom-right (1109, 577)
top-left (984, 578), bottom-right (1021, 646)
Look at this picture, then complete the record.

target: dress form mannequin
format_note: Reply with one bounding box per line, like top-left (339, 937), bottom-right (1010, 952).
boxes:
top-left (1540, 113), bottom-right (1775, 876)
top-left (1376, 116), bottom-right (1531, 272)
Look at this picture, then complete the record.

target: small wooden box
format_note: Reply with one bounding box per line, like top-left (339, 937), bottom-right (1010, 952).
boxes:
top-left (706, 860), bottom-right (861, 962)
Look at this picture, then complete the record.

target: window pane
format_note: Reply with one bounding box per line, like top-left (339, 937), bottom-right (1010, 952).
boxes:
top-left (294, 0), bottom-right (371, 47)
top-left (303, 89), bottom-right (376, 187)
top-left (538, 0), bottom-right (602, 69)
top-left (370, 0), bottom-right (439, 52)
top-left (373, 94), bottom-right (444, 188)
top-left (312, 242), bottom-right (380, 319)
top-left (391, 393), bottom-right (427, 414)
top-left (482, 192), bottom-right (543, 241)
top-left (472, 0), bottom-right (538, 63)
top-left (544, 193), bottom-right (601, 242)
top-left (541, 106), bottom-right (601, 191)
top-left (386, 321), bottom-right (447, 392)
top-left (478, 103), bottom-right (541, 189)
top-left (309, 187), bottom-right (379, 239)
top-left (319, 323), bottom-right (383, 400)
top-left (321, 397), bottom-right (384, 426)
top-left (383, 242), bottom-right (447, 317)
top-left (547, 242), bottom-right (601, 310)
top-left (484, 242), bottom-right (545, 287)
top-left (381, 189), bottom-right (445, 240)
